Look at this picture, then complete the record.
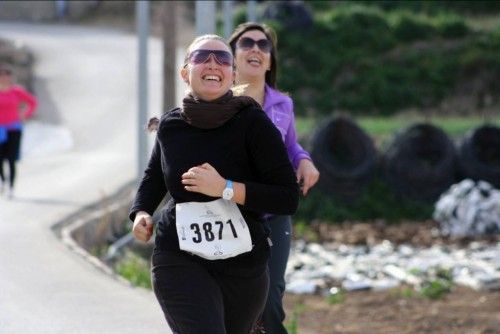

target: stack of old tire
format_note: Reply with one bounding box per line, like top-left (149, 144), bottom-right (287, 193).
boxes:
top-left (457, 124), bottom-right (500, 188)
top-left (382, 123), bottom-right (458, 202)
top-left (311, 117), bottom-right (500, 204)
top-left (311, 116), bottom-right (377, 202)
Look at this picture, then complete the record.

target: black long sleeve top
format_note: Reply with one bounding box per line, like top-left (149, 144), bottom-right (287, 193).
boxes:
top-left (130, 107), bottom-right (299, 265)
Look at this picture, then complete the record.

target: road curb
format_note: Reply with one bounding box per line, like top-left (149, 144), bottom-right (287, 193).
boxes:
top-left (55, 181), bottom-right (140, 288)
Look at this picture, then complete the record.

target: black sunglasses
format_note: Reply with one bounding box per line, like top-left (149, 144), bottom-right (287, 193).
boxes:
top-left (236, 37), bottom-right (272, 53)
top-left (187, 49), bottom-right (233, 67)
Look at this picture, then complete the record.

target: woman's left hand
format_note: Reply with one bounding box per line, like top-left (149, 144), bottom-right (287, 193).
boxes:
top-left (182, 162), bottom-right (226, 197)
top-left (296, 159), bottom-right (320, 196)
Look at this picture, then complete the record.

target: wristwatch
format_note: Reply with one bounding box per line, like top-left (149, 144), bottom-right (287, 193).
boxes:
top-left (222, 179), bottom-right (234, 200)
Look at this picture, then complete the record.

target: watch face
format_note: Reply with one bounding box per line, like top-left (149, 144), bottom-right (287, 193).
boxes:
top-left (223, 188), bottom-right (234, 200)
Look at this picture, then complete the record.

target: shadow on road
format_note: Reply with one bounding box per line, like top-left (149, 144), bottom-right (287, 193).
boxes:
top-left (6, 196), bottom-right (79, 206)
top-left (34, 77), bottom-right (63, 125)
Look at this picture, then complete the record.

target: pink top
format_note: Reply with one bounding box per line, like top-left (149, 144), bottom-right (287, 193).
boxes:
top-left (0, 85), bottom-right (37, 125)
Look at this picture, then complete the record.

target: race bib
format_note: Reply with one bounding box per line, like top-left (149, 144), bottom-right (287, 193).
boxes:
top-left (175, 199), bottom-right (252, 260)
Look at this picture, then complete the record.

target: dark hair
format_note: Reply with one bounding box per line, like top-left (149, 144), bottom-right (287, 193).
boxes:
top-left (228, 22), bottom-right (278, 88)
top-left (0, 63), bottom-right (13, 75)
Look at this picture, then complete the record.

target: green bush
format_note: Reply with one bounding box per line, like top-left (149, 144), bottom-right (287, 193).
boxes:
top-left (115, 252), bottom-right (152, 290)
top-left (323, 5), bottom-right (395, 52)
top-left (486, 29), bottom-right (500, 49)
top-left (392, 13), bottom-right (436, 42)
top-left (391, 286), bottom-right (416, 298)
top-left (268, 3), bottom-right (500, 117)
top-left (356, 1), bottom-right (500, 15)
top-left (285, 302), bottom-right (305, 334)
top-left (434, 14), bottom-right (469, 38)
top-left (327, 288), bottom-right (346, 304)
top-left (296, 176), bottom-right (434, 223)
top-left (232, 5), bottom-right (248, 27)
top-left (419, 278), bottom-right (452, 300)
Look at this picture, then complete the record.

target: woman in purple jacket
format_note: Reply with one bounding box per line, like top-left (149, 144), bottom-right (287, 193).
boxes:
top-left (229, 22), bottom-right (320, 334)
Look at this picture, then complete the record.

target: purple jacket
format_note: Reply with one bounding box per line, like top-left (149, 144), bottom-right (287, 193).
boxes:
top-left (262, 84), bottom-right (311, 170)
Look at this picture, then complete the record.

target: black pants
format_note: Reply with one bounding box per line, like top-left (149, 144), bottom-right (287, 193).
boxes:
top-left (262, 215), bottom-right (291, 334)
top-left (152, 250), bottom-right (269, 334)
top-left (0, 129), bottom-right (22, 187)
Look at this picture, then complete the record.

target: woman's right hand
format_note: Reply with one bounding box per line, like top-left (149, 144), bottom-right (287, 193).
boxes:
top-left (132, 211), bottom-right (154, 242)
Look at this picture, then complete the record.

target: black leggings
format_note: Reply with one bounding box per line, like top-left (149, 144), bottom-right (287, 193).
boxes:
top-left (151, 250), bottom-right (269, 334)
top-left (262, 215), bottom-right (291, 334)
top-left (0, 129), bottom-right (21, 188)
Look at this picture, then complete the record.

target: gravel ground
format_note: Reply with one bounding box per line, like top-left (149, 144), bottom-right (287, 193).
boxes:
top-left (283, 220), bottom-right (500, 334)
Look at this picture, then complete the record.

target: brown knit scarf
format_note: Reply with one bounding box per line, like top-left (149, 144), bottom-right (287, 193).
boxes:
top-left (146, 90), bottom-right (259, 132)
top-left (181, 90), bottom-right (260, 129)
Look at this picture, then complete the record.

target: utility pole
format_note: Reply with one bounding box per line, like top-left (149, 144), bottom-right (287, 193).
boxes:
top-left (223, 1), bottom-right (233, 39)
top-left (195, 1), bottom-right (216, 35)
top-left (163, 1), bottom-right (177, 111)
top-left (247, 0), bottom-right (257, 22)
top-left (136, 0), bottom-right (149, 181)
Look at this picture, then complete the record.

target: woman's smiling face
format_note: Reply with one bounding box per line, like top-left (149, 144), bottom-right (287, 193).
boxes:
top-left (234, 29), bottom-right (271, 83)
top-left (181, 39), bottom-right (235, 101)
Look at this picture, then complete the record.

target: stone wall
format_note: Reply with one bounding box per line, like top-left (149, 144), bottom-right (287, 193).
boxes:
top-left (62, 197), bottom-right (131, 255)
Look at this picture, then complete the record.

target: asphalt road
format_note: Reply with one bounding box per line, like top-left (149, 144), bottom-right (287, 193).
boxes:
top-left (0, 22), bottom-right (171, 333)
